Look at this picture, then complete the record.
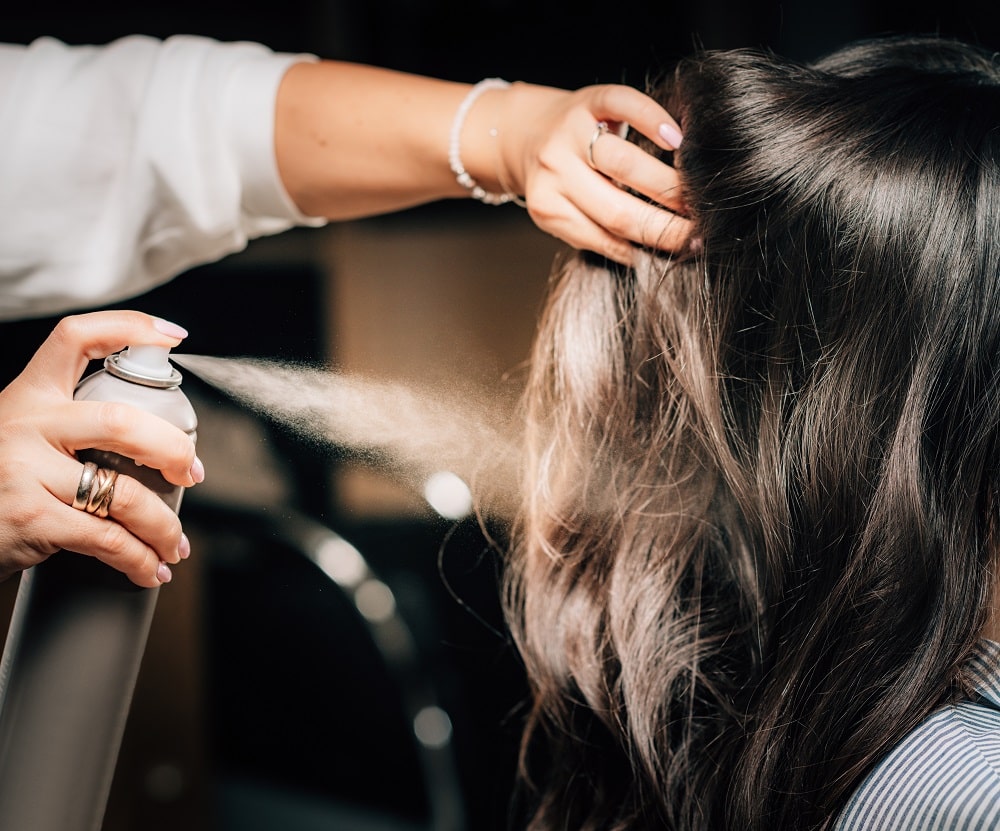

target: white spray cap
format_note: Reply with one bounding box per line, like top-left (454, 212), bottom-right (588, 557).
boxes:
top-left (105, 345), bottom-right (183, 387)
top-left (116, 345), bottom-right (174, 379)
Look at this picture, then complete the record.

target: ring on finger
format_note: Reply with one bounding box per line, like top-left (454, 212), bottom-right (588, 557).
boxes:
top-left (72, 461), bottom-right (98, 510)
top-left (72, 461), bottom-right (119, 518)
top-left (88, 467), bottom-right (118, 518)
top-left (587, 121), bottom-right (610, 170)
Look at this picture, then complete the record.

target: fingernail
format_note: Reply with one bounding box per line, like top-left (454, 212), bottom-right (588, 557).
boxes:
top-left (178, 533), bottom-right (191, 560)
top-left (659, 122), bottom-right (683, 149)
top-left (157, 562), bottom-right (173, 584)
top-left (190, 456), bottom-right (205, 484)
top-left (153, 317), bottom-right (189, 339)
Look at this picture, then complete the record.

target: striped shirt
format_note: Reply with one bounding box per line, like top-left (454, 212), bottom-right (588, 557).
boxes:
top-left (834, 639), bottom-right (1000, 830)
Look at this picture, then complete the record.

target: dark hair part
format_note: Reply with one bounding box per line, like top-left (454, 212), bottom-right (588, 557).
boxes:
top-left (506, 35), bottom-right (1000, 830)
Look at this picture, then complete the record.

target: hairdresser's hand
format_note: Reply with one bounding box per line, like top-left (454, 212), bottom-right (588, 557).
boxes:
top-left (0, 310), bottom-right (203, 588)
top-left (496, 82), bottom-right (692, 266)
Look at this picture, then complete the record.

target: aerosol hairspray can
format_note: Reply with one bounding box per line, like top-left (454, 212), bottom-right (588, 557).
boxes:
top-left (0, 344), bottom-right (197, 831)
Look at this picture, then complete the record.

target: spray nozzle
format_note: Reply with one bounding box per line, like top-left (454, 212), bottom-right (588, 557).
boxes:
top-left (117, 345), bottom-right (174, 379)
top-left (104, 345), bottom-right (183, 388)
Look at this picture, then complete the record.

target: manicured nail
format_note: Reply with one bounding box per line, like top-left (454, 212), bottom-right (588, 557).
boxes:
top-left (190, 456), bottom-right (205, 484)
top-left (178, 533), bottom-right (191, 560)
top-left (153, 317), bottom-right (188, 339)
top-left (659, 122), bottom-right (683, 149)
top-left (157, 562), bottom-right (173, 584)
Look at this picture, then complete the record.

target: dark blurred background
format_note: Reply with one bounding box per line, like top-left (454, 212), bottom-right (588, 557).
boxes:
top-left (6, 0), bottom-right (1000, 83)
top-left (2, 2), bottom-right (1000, 830)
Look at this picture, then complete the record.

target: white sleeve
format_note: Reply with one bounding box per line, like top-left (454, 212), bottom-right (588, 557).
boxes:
top-left (0, 34), bottom-right (326, 321)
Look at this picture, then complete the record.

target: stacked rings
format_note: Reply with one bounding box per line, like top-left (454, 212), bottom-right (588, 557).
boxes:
top-left (72, 460), bottom-right (118, 518)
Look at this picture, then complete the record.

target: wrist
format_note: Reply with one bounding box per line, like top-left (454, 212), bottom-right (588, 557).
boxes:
top-left (450, 79), bottom-right (523, 205)
top-left (490, 82), bottom-right (570, 203)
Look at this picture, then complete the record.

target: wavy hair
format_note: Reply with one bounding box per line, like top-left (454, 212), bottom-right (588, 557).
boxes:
top-left (505, 35), bottom-right (1000, 830)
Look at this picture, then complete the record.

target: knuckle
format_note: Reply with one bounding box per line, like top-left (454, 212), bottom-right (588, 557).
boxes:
top-left (95, 401), bottom-right (137, 437)
top-left (9, 500), bottom-right (45, 536)
top-left (524, 190), bottom-right (566, 232)
top-left (174, 434), bottom-right (197, 468)
top-left (598, 84), bottom-right (648, 121)
top-left (97, 519), bottom-right (132, 560)
top-left (525, 195), bottom-right (559, 226)
top-left (108, 474), bottom-right (139, 513)
top-left (660, 213), bottom-right (693, 247)
top-left (602, 202), bottom-right (633, 236)
top-left (51, 315), bottom-right (85, 347)
top-left (604, 140), bottom-right (633, 177)
top-left (107, 479), bottom-right (181, 554)
top-left (93, 521), bottom-right (156, 586)
top-left (587, 84), bottom-right (617, 112)
top-left (606, 237), bottom-right (634, 262)
top-left (3, 470), bottom-right (48, 533)
top-left (536, 143), bottom-right (563, 175)
top-left (152, 510), bottom-right (183, 554)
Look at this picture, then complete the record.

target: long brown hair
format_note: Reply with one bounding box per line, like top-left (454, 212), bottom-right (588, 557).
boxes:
top-left (506, 35), bottom-right (1000, 830)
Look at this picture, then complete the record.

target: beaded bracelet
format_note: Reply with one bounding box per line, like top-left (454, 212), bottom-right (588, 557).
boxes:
top-left (448, 77), bottom-right (522, 206)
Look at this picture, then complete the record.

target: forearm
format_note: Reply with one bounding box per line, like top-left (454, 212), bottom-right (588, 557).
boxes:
top-left (274, 61), bottom-right (556, 219)
top-left (0, 33), bottom-right (687, 320)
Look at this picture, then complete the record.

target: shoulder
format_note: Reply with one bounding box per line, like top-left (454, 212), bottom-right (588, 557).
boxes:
top-left (834, 699), bottom-right (1000, 831)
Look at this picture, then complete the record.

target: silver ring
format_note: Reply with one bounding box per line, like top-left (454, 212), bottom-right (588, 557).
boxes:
top-left (587, 120), bottom-right (610, 170)
top-left (72, 461), bottom-right (98, 510)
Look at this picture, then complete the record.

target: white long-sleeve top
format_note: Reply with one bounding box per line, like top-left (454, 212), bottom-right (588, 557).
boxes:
top-left (0, 34), bottom-right (325, 321)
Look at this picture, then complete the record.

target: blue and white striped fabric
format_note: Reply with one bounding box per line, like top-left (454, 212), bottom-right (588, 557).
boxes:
top-left (834, 640), bottom-right (1000, 830)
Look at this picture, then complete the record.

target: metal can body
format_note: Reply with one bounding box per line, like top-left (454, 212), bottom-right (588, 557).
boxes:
top-left (0, 352), bottom-right (197, 831)
top-left (74, 366), bottom-right (198, 510)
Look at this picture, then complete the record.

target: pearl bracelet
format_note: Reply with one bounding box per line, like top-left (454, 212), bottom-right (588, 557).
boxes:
top-left (448, 78), bottom-right (521, 206)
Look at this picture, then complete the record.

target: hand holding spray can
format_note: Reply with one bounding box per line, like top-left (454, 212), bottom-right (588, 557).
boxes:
top-left (0, 343), bottom-right (197, 831)
top-left (75, 344), bottom-right (198, 512)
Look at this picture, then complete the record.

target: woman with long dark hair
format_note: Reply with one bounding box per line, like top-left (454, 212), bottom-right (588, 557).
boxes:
top-left (508, 35), bottom-right (1000, 829)
top-left (0, 34), bottom-right (689, 586)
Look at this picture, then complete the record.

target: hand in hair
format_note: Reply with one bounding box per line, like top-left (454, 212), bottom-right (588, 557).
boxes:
top-left (494, 81), bottom-right (691, 265)
top-left (277, 60), bottom-right (692, 267)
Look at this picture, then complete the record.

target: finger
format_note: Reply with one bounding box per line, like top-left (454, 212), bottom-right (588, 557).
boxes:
top-left (530, 197), bottom-right (638, 266)
top-left (572, 168), bottom-right (694, 252)
top-left (588, 84), bottom-right (683, 150)
top-left (88, 471), bottom-right (185, 565)
top-left (23, 311), bottom-right (188, 394)
top-left (589, 130), bottom-right (686, 213)
top-left (52, 455), bottom-right (185, 564)
top-left (43, 399), bottom-right (199, 487)
top-left (49, 458), bottom-right (179, 586)
top-left (52, 506), bottom-right (172, 588)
